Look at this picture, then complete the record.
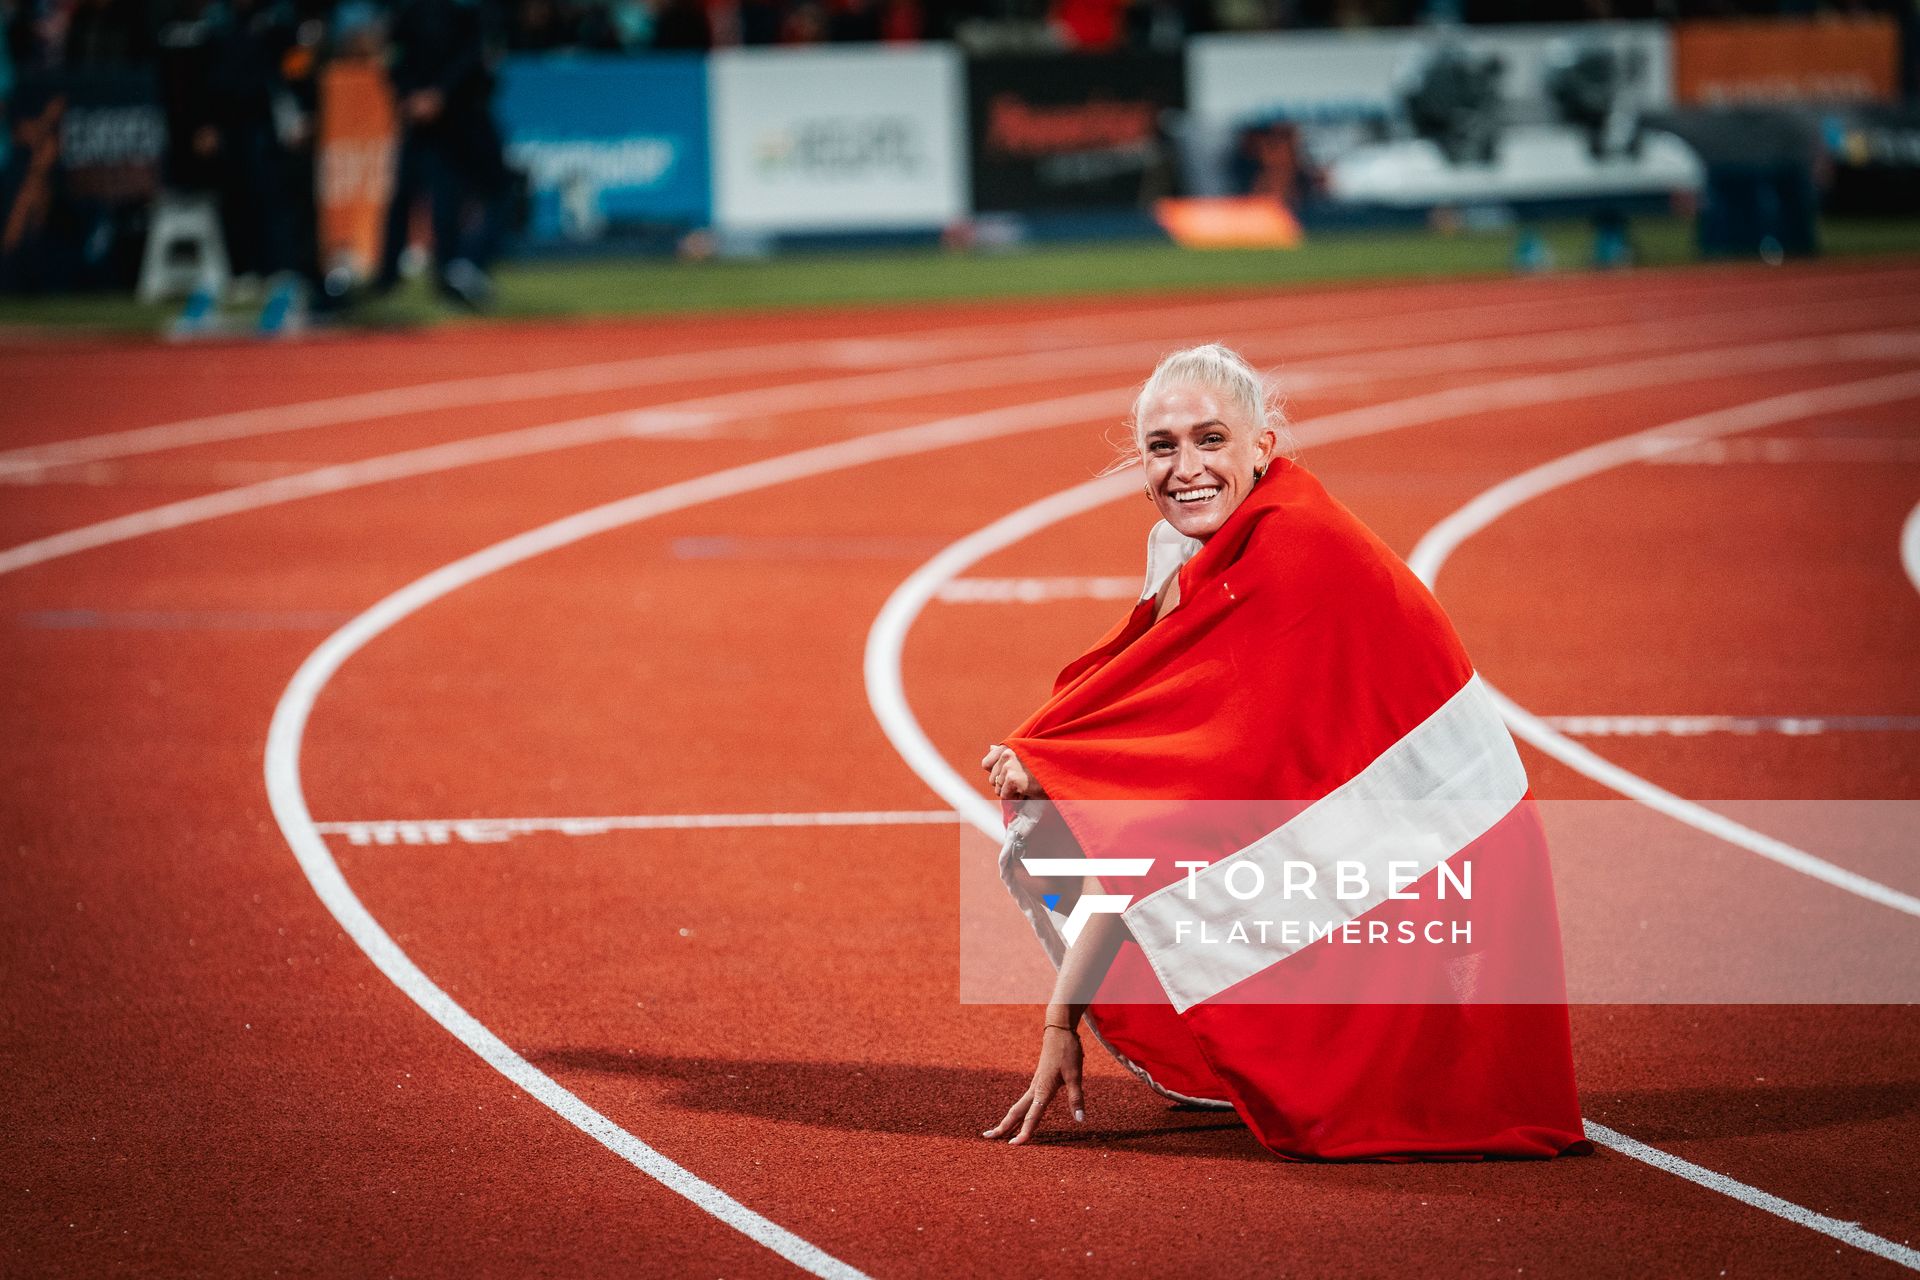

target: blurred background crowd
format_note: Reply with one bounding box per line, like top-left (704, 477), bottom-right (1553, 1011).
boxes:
top-left (2, 0), bottom-right (1913, 328)
top-left (5, 0), bottom-right (1906, 67)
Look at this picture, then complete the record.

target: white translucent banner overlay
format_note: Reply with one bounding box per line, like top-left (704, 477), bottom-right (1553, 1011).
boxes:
top-left (959, 800), bottom-right (1920, 1005)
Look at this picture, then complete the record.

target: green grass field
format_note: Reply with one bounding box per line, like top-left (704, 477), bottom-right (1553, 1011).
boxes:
top-left (4, 215), bottom-right (1917, 334)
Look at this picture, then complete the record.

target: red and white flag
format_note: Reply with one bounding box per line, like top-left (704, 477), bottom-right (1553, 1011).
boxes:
top-left (999, 458), bottom-right (1586, 1160)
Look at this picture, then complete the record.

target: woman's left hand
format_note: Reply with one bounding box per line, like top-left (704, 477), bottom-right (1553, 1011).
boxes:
top-left (981, 744), bottom-right (1046, 800)
top-left (982, 1024), bottom-right (1085, 1145)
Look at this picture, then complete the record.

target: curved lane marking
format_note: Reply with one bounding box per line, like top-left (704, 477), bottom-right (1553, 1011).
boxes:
top-left (1406, 370), bottom-right (1920, 919)
top-left (317, 810), bottom-right (961, 846)
top-left (0, 336), bottom-right (1296, 576)
top-left (0, 304), bottom-right (1165, 477)
top-left (0, 282), bottom-right (1576, 478)
top-left (1541, 714), bottom-right (1920, 736)
top-left (9, 316), bottom-right (1916, 580)
top-left (868, 472), bottom-right (1129, 838)
top-left (266, 389), bottom-right (1142, 1279)
top-left (265, 325), bottom-right (1903, 1276)
top-left (866, 342), bottom-right (1920, 842)
top-left (1903, 499), bottom-right (1920, 598)
top-left (5, 269), bottom-right (1908, 480)
top-left (862, 381), bottom-right (1920, 1274)
top-left (269, 317), bottom-right (1862, 1270)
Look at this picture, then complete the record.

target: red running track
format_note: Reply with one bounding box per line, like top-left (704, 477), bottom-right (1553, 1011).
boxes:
top-left (3, 261), bottom-right (1917, 1277)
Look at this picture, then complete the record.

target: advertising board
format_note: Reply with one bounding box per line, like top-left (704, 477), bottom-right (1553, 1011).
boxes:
top-left (1673, 17), bottom-right (1899, 107)
top-left (1, 69), bottom-right (165, 290)
top-left (1187, 23), bottom-right (1673, 131)
top-left (496, 54), bottom-right (712, 244)
top-left (967, 52), bottom-right (1184, 212)
top-left (709, 46), bottom-right (967, 233)
top-left (317, 59), bottom-right (396, 277)
top-left (1183, 24), bottom-right (1684, 212)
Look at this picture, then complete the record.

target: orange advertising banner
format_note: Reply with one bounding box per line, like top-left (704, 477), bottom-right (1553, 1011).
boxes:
top-left (1154, 197), bottom-right (1302, 250)
top-left (317, 59), bottom-right (396, 279)
top-left (1674, 17), bottom-right (1900, 106)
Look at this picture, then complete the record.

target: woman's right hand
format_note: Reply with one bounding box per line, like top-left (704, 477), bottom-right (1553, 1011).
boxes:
top-left (982, 1023), bottom-right (1085, 1145)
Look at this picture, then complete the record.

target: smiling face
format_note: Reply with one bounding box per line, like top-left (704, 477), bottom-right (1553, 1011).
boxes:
top-left (1137, 380), bottom-right (1278, 541)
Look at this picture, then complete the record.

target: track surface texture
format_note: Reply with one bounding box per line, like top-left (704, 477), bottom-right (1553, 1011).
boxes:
top-left (4, 262), bottom-right (1918, 1278)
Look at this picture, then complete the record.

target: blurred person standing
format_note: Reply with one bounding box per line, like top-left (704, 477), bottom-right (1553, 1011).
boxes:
top-left (207, 0), bottom-right (310, 325)
top-left (155, 0), bottom-right (220, 196)
top-left (372, 0), bottom-right (509, 308)
top-left (154, 0), bottom-right (313, 329)
top-left (737, 0), bottom-right (781, 44)
top-left (651, 0), bottom-right (711, 49)
top-left (824, 0), bottom-right (880, 40)
top-left (61, 0), bottom-right (152, 68)
top-left (1050, 0), bottom-right (1122, 48)
top-left (1, 0), bottom-right (15, 173)
top-left (505, 0), bottom-right (567, 48)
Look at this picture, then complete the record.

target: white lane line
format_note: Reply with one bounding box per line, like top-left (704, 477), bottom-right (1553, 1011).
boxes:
top-left (9, 267), bottom-right (1893, 478)
top-left (864, 331), bottom-right (1920, 843)
top-left (867, 478), bottom-right (1126, 839)
top-left (861, 378), bottom-right (1920, 1273)
top-left (0, 336), bottom-right (1253, 577)
top-left (1641, 437), bottom-right (1920, 466)
top-left (266, 389), bottom-right (1164, 1278)
top-left (279, 320), bottom-right (1626, 1248)
top-left (11, 316), bottom-right (1918, 582)
top-left (317, 810), bottom-right (961, 845)
top-left (0, 308), bottom-right (1139, 479)
top-left (1903, 500), bottom-right (1920, 598)
top-left (0, 281), bottom-right (1558, 480)
top-left (1583, 1122), bottom-right (1920, 1271)
top-left (1544, 715), bottom-right (1920, 737)
top-left (0, 458), bottom-right (321, 488)
top-left (0, 407), bottom-right (710, 577)
top-left (0, 343), bottom-right (838, 480)
top-left (1289, 330), bottom-right (1920, 451)
top-left (31, 313), bottom-right (1916, 1269)
top-left (1301, 290), bottom-right (1909, 383)
top-left (14, 608), bottom-right (355, 630)
top-left (29, 314), bottom-right (1887, 1280)
top-left (936, 576), bottom-right (1141, 603)
top-left (871, 482), bottom-right (1139, 826)
top-left (1426, 374), bottom-right (1920, 1267)
top-left (1406, 371), bottom-right (1920, 919)
top-left (2, 306), bottom-right (1435, 576)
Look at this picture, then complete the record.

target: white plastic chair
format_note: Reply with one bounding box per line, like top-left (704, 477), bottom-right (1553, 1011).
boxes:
top-left (137, 192), bottom-right (231, 303)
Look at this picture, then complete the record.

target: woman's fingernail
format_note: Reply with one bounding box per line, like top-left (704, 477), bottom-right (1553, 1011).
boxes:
top-left (981, 1130), bottom-right (993, 1138)
top-left (1075, 1110), bottom-right (1085, 1123)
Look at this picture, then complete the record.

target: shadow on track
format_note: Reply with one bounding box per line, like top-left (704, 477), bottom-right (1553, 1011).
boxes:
top-left (1583, 1080), bottom-right (1920, 1142)
top-left (533, 1048), bottom-right (1270, 1159)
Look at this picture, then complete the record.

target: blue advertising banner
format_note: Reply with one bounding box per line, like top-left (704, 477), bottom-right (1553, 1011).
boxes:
top-left (496, 54), bottom-right (710, 244)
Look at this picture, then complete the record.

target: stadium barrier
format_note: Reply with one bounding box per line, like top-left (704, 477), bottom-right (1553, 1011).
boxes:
top-left (6, 18), bottom-right (1915, 290)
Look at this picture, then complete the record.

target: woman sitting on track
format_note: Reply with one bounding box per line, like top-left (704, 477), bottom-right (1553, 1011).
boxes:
top-left (978, 343), bottom-right (1587, 1159)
